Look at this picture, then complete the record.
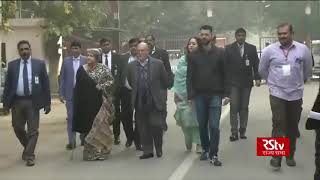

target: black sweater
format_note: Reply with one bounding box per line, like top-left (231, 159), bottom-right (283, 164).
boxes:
top-left (186, 46), bottom-right (230, 99)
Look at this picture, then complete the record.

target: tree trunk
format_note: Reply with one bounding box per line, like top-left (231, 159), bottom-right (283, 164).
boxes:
top-left (44, 36), bottom-right (60, 95)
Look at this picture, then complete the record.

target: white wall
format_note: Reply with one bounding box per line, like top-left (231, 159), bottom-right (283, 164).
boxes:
top-left (0, 18), bottom-right (46, 63)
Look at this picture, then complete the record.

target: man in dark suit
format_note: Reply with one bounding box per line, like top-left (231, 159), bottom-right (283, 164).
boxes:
top-left (126, 42), bottom-right (169, 159)
top-left (118, 37), bottom-right (141, 150)
top-left (225, 28), bottom-right (261, 141)
top-left (59, 41), bottom-right (86, 150)
top-left (145, 35), bottom-right (174, 131)
top-left (99, 38), bottom-right (122, 145)
top-left (2, 40), bottom-right (51, 166)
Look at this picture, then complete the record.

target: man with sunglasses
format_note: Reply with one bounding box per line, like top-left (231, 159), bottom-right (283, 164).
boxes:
top-left (2, 40), bottom-right (51, 166)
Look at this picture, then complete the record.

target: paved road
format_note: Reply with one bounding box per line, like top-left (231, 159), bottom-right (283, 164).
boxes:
top-left (0, 82), bottom-right (318, 180)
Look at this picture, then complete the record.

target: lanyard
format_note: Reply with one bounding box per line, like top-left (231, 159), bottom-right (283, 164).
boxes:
top-left (281, 44), bottom-right (294, 60)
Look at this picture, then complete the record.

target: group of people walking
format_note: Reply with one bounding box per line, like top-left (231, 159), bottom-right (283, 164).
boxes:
top-left (3, 22), bottom-right (319, 180)
top-left (58, 37), bottom-right (174, 161)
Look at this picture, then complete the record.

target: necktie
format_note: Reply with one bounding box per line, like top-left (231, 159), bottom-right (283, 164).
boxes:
top-left (239, 44), bottom-right (244, 57)
top-left (23, 60), bottom-right (30, 96)
top-left (105, 54), bottom-right (109, 67)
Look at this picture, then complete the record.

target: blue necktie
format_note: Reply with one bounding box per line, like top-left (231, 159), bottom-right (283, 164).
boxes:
top-left (23, 60), bottom-right (30, 96)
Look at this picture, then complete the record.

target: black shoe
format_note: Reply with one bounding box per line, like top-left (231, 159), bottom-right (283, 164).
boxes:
top-left (139, 153), bottom-right (154, 159)
top-left (114, 137), bottom-right (120, 145)
top-left (26, 159), bottom-right (35, 167)
top-left (156, 150), bottom-right (163, 158)
top-left (229, 134), bottom-right (239, 142)
top-left (200, 152), bottom-right (208, 161)
top-left (270, 157), bottom-right (281, 171)
top-left (22, 154), bottom-right (27, 161)
top-left (22, 150), bottom-right (27, 161)
top-left (136, 145), bottom-right (142, 151)
top-left (286, 157), bottom-right (296, 167)
top-left (81, 141), bottom-right (85, 146)
top-left (297, 130), bottom-right (301, 138)
top-left (66, 143), bottom-right (76, 150)
top-left (210, 156), bottom-right (222, 166)
top-left (125, 139), bottom-right (133, 148)
top-left (240, 134), bottom-right (247, 139)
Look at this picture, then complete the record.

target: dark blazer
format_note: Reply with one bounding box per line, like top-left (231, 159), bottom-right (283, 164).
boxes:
top-left (126, 56), bottom-right (169, 111)
top-left (150, 47), bottom-right (174, 89)
top-left (225, 42), bottom-right (261, 87)
top-left (100, 52), bottom-right (121, 93)
top-left (2, 58), bottom-right (51, 110)
top-left (59, 55), bottom-right (86, 101)
top-left (118, 52), bottom-right (131, 87)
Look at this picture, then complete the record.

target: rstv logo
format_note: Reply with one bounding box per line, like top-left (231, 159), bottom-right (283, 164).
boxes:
top-left (256, 137), bottom-right (290, 156)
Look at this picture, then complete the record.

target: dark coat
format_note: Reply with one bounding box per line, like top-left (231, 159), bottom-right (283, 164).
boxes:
top-left (118, 52), bottom-right (131, 88)
top-left (186, 46), bottom-right (230, 99)
top-left (73, 66), bottom-right (102, 133)
top-left (306, 83), bottom-right (320, 130)
top-left (2, 58), bottom-right (51, 110)
top-left (100, 52), bottom-right (121, 96)
top-left (150, 47), bottom-right (174, 89)
top-left (126, 56), bottom-right (169, 111)
top-left (225, 42), bottom-right (261, 87)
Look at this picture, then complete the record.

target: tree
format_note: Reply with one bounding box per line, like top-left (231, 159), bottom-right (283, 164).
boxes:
top-left (17, 1), bottom-right (111, 92)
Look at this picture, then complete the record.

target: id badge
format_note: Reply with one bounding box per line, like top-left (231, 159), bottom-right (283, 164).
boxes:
top-left (35, 76), bottom-right (39, 84)
top-left (245, 59), bottom-right (250, 66)
top-left (282, 65), bottom-right (291, 76)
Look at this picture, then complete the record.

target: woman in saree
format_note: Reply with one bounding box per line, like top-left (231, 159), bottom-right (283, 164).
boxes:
top-left (73, 49), bottom-right (114, 161)
top-left (173, 37), bottom-right (202, 153)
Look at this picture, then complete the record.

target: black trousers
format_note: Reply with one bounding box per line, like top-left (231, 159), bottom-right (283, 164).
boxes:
top-left (269, 95), bottom-right (302, 158)
top-left (113, 87), bottom-right (140, 146)
top-left (315, 129), bottom-right (320, 180)
top-left (230, 86), bottom-right (252, 135)
top-left (135, 109), bottom-right (163, 154)
top-left (11, 98), bottom-right (39, 160)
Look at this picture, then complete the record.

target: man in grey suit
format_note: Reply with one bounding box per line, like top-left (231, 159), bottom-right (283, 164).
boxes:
top-left (2, 40), bottom-right (51, 166)
top-left (59, 41), bottom-right (86, 150)
top-left (126, 42), bottom-right (169, 159)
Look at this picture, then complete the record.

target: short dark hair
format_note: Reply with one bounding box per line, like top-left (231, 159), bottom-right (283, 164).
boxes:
top-left (145, 34), bottom-right (155, 41)
top-left (277, 22), bottom-right (293, 33)
top-left (200, 25), bottom-right (213, 33)
top-left (128, 37), bottom-right (140, 45)
top-left (70, 41), bottom-right (81, 48)
top-left (235, 28), bottom-right (246, 35)
top-left (100, 38), bottom-right (112, 45)
top-left (17, 40), bottom-right (31, 49)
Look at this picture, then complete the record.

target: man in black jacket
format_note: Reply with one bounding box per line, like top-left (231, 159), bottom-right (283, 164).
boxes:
top-left (187, 25), bottom-right (230, 166)
top-left (99, 38), bottom-right (122, 145)
top-left (118, 37), bottom-right (141, 150)
top-left (145, 35), bottom-right (174, 131)
top-left (225, 28), bottom-right (261, 141)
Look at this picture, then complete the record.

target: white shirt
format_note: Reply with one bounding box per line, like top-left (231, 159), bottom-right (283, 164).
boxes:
top-left (73, 56), bottom-right (81, 86)
top-left (16, 56), bottom-right (32, 96)
top-left (151, 47), bottom-right (156, 55)
top-left (238, 43), bottom-right (244, 57)
top-left (102, 51), bottom-right (112, 70)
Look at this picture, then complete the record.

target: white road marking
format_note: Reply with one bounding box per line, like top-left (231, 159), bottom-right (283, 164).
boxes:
top-left (168, 105), bottom-right (230, 180)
